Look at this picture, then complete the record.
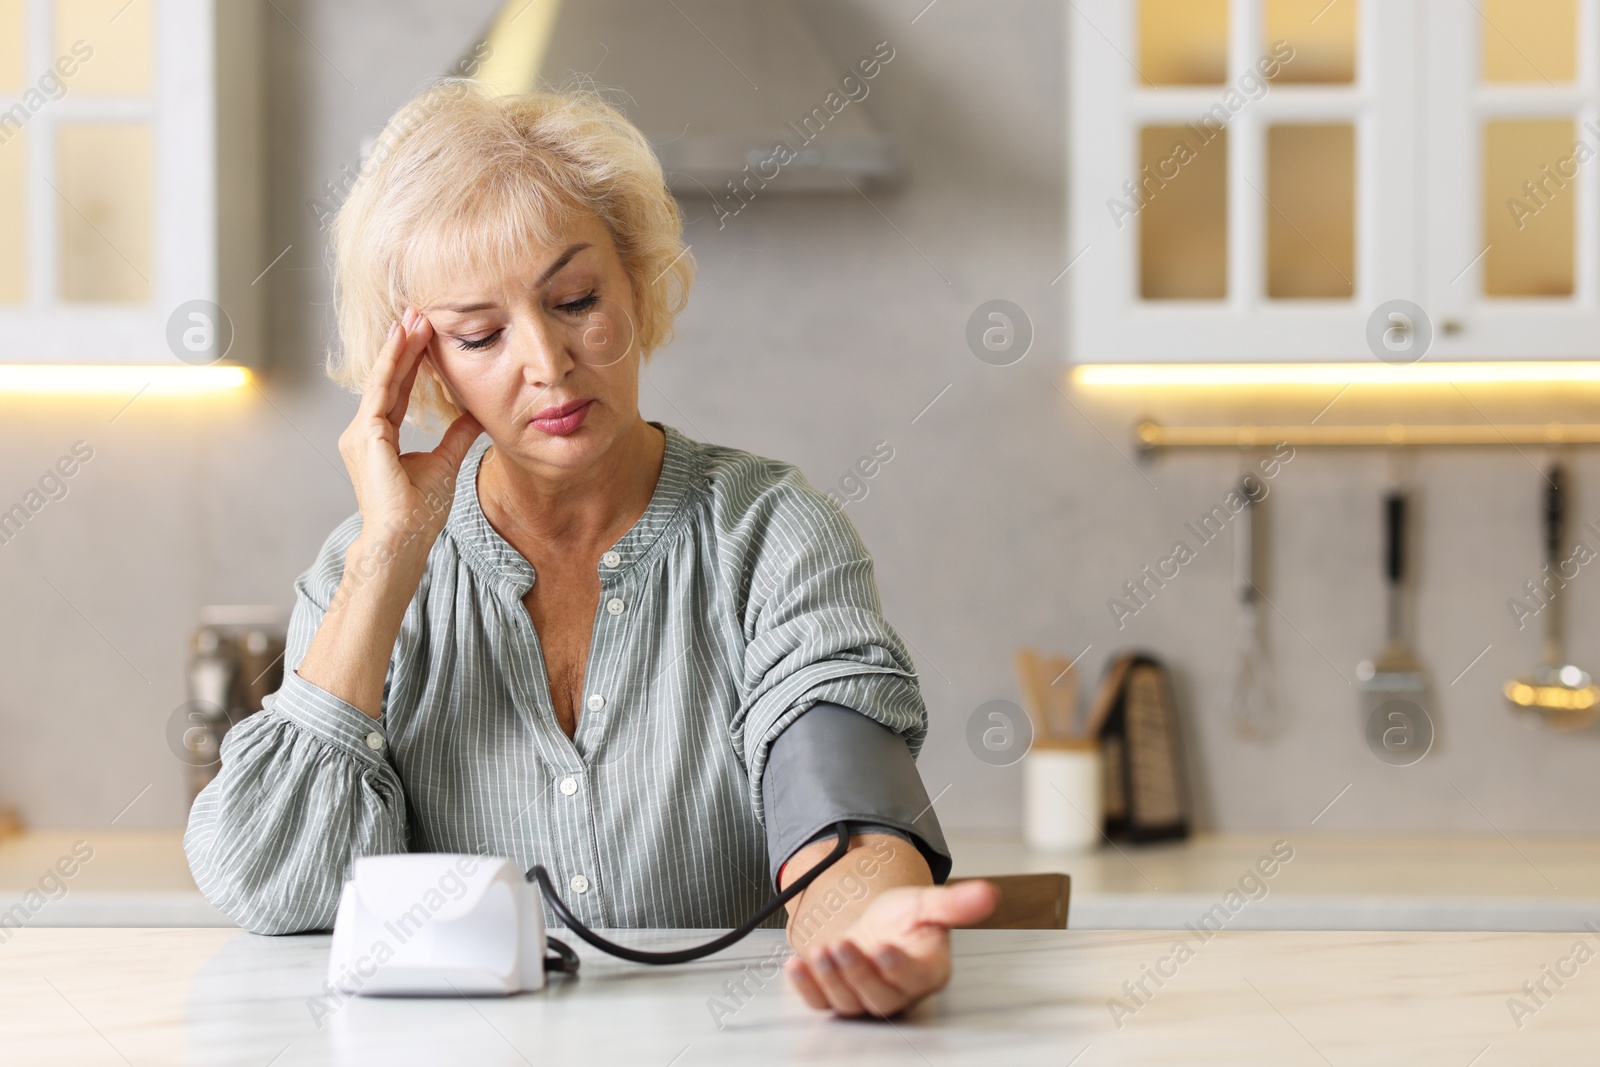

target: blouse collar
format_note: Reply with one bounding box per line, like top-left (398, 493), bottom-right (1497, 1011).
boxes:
top-left (446, 421), bottom-right (703, 599)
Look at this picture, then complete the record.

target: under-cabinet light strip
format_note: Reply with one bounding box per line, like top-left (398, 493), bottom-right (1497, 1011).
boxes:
top-left (0, 365), bottom-right (252, 394)
top-left (1072, 362), bottom-right (1600, 386)
top-left (1136, 421), bottom-right (1600, 449)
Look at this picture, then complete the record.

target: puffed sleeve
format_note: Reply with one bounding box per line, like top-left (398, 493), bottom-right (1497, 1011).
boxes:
top-left (183, 513), bottom-right (412, 935)
top-left (727, 466), bottom-right (928, 829)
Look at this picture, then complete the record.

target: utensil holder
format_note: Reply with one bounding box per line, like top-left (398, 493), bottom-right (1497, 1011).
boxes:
top-left (1023, 741), bottom-right (1102, 852)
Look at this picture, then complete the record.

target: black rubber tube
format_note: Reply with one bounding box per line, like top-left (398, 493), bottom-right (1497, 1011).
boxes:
top-left (525, 821), bottom-right (853, 965)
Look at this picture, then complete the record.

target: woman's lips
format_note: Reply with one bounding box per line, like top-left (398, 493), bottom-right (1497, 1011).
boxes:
top-left (530, 399), bottom-right (594, 436)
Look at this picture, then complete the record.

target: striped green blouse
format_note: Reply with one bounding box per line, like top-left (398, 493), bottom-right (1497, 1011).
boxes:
top-left (184, 423), bottom-right (932, 935)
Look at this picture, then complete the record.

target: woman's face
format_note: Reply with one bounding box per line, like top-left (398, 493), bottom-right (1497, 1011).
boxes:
top-left (419, 211), bottom-right (643, 472)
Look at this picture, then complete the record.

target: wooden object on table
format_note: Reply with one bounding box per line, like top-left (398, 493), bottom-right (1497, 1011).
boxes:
top-left (0, 806), bottom-right (23, 842)
top-left (948, 872), bottom-right (1070, 930)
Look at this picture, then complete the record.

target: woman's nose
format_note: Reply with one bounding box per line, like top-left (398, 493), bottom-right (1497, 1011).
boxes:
top-left (511, 315), bottom-right (575, 386)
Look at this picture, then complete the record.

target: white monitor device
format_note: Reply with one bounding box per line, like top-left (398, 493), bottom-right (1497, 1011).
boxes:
top-left (327, 853), bottom-right (547, 996)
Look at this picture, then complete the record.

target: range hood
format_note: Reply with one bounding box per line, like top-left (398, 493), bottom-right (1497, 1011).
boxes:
top-left (460, 0), bottom-right (901, 196)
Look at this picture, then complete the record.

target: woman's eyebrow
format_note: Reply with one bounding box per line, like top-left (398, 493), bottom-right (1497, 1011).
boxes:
top-left (436, 242), bottom-right (595, 314)
top-left (534, 242), bottom-right (593, 288)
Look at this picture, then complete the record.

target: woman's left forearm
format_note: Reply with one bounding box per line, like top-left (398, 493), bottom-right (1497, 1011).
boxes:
top-left (782, 832), bottom-right (932, 950)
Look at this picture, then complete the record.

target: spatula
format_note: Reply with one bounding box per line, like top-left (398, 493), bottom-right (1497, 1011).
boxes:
top-left (1358, 491), bottom-right (1432, 751)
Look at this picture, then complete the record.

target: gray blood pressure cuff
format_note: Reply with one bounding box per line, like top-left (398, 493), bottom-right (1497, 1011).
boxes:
top-left (762, 701), bottom-right (953, 890)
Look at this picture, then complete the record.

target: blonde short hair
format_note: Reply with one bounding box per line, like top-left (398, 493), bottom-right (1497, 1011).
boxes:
top-left (327, 78), bottom-right (695, 430)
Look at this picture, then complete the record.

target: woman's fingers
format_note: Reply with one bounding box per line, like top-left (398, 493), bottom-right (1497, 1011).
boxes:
top-left (358, 308), bottom-right (431, 431)
top-left (802, 946), bottom-right (865, 1016)
top-left (911, 880), bottom-right (1001, 931)
top-left (802, 941), bottom-right (908, 1018)
top-left (867, 943), bottom-right (938, 996)
top-left (433, 411), bottom-right (484, 471)
top-left (784, 957), bottom-right (831, 1012)
top-left (386, 313), bottom-right (433, 428)
top-left (357, 319), bottom-right (406, 424)
top-left (829, 941), bottom-right (909, 1017)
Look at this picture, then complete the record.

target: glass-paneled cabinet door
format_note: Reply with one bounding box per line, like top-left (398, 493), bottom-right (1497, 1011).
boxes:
top-left (1426, 0), bottom-right (1600, 358)
top-left (0, 0), bottom-right (262, 365)
top-left (1069, 0), bottom-right (1419, 363)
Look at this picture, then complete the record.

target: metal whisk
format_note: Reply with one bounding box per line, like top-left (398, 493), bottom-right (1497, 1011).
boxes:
top-left (1230, 477), bottom-right (1280, 740)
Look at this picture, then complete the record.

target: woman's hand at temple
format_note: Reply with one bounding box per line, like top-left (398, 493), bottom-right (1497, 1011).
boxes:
top-left (338, 306), bottom-right (482, 555)
top-left (298, 308), bottom-right (483, 720)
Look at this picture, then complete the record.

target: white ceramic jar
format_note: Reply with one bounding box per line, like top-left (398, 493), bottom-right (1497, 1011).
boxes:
top-left (1023, 741), bottom-right (1103, 851)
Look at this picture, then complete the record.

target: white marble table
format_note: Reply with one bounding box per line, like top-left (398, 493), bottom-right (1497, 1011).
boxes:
top-left (1, 926), bottom-right (1595, 1065)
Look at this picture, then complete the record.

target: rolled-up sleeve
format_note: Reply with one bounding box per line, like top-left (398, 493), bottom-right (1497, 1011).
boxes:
top-left (727, 469), bottom-right (928, 827)
top-left (183, 514), bottom-right (411, 935)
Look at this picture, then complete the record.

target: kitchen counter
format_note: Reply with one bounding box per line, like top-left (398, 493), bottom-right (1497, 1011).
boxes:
top-left (2, 926), bottom-right (1594, 1064)
top-left (948, 832), bottom-right (1600, 931)
top-left (8, 829), bottom-right (1600, 932)
top-left (0, 829), bottom-right (229, 927)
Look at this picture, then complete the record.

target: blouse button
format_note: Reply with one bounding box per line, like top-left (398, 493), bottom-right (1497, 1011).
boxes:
top-left (602, 551), bottom-right (621, 568)
top-left (364, 731), bottom-right (384, 751)
top-left (586, 693), bottom-right (605, 712)
top-left (560, 776), bottom-right (579, 796)
top-left (570, 874), bottom-right (591, 895)
top-left (606, 597), bottom-right (626, 616)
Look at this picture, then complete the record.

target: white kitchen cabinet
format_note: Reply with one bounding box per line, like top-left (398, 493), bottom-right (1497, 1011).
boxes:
top-left (1424, 0), bottom-right (1600, 358)
top-left (1069, 0), bottom-right (1600, 364)
top-left (0, 0), bottom-right (263, 366)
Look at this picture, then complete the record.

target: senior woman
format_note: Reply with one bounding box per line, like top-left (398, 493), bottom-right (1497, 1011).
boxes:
top-left (184, 80), bottom-right (995, 1018)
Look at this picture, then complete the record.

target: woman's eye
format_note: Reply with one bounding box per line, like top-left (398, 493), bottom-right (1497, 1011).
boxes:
top-left (454, 329), bottom-right (502, 352)
top-left (557, 293), bottom-right (600, 315)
